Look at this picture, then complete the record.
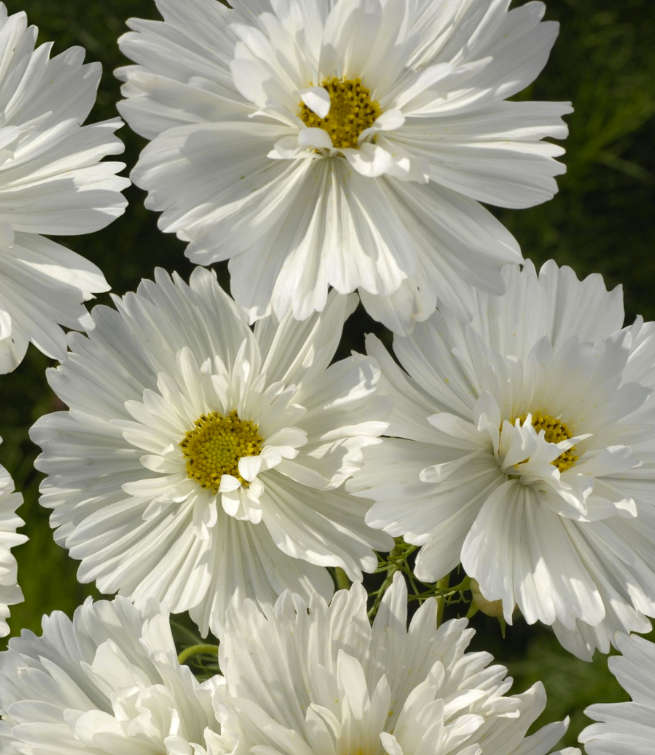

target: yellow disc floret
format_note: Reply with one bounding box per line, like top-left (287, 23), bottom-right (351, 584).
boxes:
top-left (515, 411), bottom-right (578, 473)
top-left (180, 409), bottom-right (263, 492)
top-left (299, 77), bottom-right (382, 149)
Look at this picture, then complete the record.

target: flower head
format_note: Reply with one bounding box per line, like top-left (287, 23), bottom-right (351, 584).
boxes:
top-left (219, 575), bottom-right (575, 755)
top-left (117, 0), bottom-right (570, 333)
top-left (0, 3), bottom-right (129, 372)
top-left (0, 597), bottom-right (233, 755)
top-left (348, 260), bottom-right (655, 659)
top-left (579, 632), bottom-right (655, 755)
top-left (31, 270), bottom-right (392, 636)
top-left (0, 440), bottom-right (25, 638)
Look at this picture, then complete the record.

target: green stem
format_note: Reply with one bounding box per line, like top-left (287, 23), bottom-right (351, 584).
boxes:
top-left (368, 542), bottom-right (406, 619)
top-left (455, 575), bottom-right (472, 593)
top-left (436, 574), bottom-right (450, 626)
top-left (368, 569), bottom-right (396, 619)
top-left (404, 558), bottom-right (421, 597)
top-left (177, 644), bottom-right (219, 665)
top-left (465, 602), bottom-right (480, 619)
top-left (388, 560), bottom-right (416, 580)
top-left (334, 567), bottom-right (351, 591)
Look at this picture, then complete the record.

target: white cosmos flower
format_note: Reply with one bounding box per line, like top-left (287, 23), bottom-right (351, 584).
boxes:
top-left (0, 597), bottom-right (235, 755)
top-left (579, 632), bottom-right (655, 755)
top-left (0, 3), bottom-right (129, 373)
top-left (348, 260), bottom-right (655, 660)
top-left (218, 574), bottom-right (578, 755)
top-left (30, 268), bottom-right (393, 636)
top-left (116, 0), bottom-right (570, 334)
top-left (0, 440), bottom-right (26, 638)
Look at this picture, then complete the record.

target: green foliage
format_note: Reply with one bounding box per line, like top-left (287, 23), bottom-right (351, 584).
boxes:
top-left (0, 0), bottom-right (654, 749)
top-left (500, 0), bottom-right (655, 323)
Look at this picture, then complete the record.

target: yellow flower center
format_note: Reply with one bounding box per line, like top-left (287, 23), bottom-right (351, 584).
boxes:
top-left (299, 77), bottom-right (382, 149)
top-left (180, 409), bottom-right (263, 492)
top-left (515, 411), bottom-right (578, 473)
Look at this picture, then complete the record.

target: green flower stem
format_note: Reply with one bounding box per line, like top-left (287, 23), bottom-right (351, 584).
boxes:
top-left (466, 602), bottom-right (480, 619)
top-left (368, 542), bottom-right (406, 619)
top-left (177, 644), bottom-right (219, 665)
top-left (334, 567), bottom-right (351, 591)
top-left (436, 574), bottom-right (450, 626)
top-left (368, 569), bottom-right (396, 619)
top-left (441, 575), bottom-right (470, 595)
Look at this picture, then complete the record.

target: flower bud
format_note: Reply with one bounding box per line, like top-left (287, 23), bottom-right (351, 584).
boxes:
top-left (470, 579), bottom-right (505, 618)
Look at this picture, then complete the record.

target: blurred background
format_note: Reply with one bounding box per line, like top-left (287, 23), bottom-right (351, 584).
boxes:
top-left (1, 0), bottom-right (654, 747)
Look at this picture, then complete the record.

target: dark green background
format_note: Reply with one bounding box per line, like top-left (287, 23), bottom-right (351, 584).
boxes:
top-left (1, 0), bottom-right (654, 747)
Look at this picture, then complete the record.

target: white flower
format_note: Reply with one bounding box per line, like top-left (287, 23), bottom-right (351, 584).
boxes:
top-left (0, 440), bottom-right (26, 638)
top-left (116, 0), bottom-right (570, 334)
top-left (0, 3), bottom-right (129, 373)
top-left (579, 632), bottom-right (655, 755)
top-left (31, 269), bottom-right (392, 636)
top-left (0, 597), bottom-right (235, 755)
top-left (348, 260), bottom-right (655, 660)
top-left (219, 574), bottom-right (578, 755)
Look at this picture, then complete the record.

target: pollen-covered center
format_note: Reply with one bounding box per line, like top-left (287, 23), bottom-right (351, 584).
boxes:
top-left (299, 77), bottom-right (381, 149)
top-left (180, 410), bottom-right (263, 492)
top-left (516, 411), bottom-right (578, 473)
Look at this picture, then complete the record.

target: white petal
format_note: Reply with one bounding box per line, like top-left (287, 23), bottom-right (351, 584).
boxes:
top-left (298, 86), bottom-right (331, 118)
top-left (298, 127), bottom-right (333, 150)
top-left (239, 455), bottom-right (263, 483)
